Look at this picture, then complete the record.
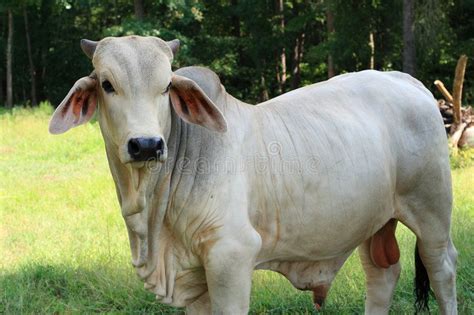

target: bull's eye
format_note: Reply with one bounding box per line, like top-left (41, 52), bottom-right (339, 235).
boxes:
top-left (102, 80), bottom-right (115, 94)
top-left (163, 82), bottom-right (171, 94)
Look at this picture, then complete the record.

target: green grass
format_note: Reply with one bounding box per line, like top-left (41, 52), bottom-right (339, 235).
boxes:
top-left (1, 105), bottom-right (473, 314)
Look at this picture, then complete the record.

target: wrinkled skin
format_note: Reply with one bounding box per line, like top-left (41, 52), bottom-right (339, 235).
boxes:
top-left (50, 36), bottom-right (457, 315)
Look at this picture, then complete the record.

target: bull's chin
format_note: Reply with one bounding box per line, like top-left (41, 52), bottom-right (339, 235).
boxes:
top-left (127, 156), bottom-right (167, 191)
top-left (123, 154), bottom-right (167, 168)
top-left (129, 161), bottom-right (146, 168)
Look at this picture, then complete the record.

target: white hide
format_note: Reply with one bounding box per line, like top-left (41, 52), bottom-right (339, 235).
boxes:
top-left (50, 36), bottom-right (457, 315)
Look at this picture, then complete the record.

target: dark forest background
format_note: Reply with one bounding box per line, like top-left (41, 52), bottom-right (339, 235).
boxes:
top-left (0, 0), bottom-right (472, 108)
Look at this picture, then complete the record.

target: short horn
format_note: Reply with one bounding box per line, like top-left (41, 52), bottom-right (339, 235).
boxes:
top-left (80, 39), bottom-right (98, 59)
top-left (166, 39), bottom-right (180, 58)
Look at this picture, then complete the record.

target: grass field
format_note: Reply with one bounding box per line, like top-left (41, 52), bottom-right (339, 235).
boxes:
top-left (1, 105), bottom-right (473, 314)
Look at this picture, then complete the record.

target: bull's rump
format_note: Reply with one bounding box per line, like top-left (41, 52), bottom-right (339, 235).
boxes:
top-left (248, 70), bottom-right (447, 261)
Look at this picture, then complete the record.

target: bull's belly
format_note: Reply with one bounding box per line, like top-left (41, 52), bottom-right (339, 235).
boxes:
top-left (255, 251), bottom-right (352, 289)
top-left (254, 211), bottom-right (384, 263)
top-left (251, 173), bottom-right (396, 263)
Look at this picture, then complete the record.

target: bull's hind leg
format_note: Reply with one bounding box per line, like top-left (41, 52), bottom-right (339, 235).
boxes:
top-left (399, 165), bottom-right (458, 314)
top-left (359, 236), bottom-right (401, 315)
top-left (411, 228), bottom-right (458, 314)
top-left (414, 237), bottom-right (458, 314)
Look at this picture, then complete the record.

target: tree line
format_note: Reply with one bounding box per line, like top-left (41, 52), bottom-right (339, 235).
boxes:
top-left (0, 0), bottom-right (472, 108)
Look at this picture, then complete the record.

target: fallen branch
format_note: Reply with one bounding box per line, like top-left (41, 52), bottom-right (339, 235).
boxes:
top-left (434, 80), bottom-right (453, 103)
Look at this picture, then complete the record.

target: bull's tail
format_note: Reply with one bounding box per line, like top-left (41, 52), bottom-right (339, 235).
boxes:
top-left (414, 244), bottom-right (431, 313)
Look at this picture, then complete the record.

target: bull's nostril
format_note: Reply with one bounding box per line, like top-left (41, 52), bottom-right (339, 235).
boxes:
top-left (128, 137), bottom-right (164, 162)
top-left (156, 138), bottom-right (164, 152)
top-left (129, 139), bottom-right (140, 155)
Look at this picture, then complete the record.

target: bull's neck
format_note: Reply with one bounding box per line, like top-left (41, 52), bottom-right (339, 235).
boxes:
top-left (103, 91), bottom-right (253, 265)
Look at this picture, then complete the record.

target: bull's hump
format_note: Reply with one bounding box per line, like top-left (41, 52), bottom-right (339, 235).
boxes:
top-left (174, 66), bottom-right (223, 104)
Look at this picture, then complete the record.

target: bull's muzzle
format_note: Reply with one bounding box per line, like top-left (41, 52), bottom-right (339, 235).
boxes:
top-left (128, 137), bottom-right (164, 162)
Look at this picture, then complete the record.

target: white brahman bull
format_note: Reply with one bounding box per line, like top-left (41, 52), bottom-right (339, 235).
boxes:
top-left (49, 36), bottom-right (457, 315)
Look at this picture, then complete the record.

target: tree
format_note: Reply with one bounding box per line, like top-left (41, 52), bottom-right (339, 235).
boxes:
top-left (403, 0), bottom-right (416, 75)
top-left (326, 8), bottom-right (335, 78)
top-left (134, 0), bottom-right (144, 21)
top-left (0, 0), bottom-right (472, 107)
top-left (276, 0), bottom-right (287, 92)
top-left (290, 32), bottom-right (305, 89)
top-left (286, 0), bottom-right (314, 90)
top-left (24, 8), bottom-right (36, 105)
top-left (6, 9), bottom-right (13, 108)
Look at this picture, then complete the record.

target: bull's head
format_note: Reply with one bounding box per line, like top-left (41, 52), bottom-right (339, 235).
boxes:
top-left (49, 37), bottom-right (227, 303)
top-left (49, 36), bottom-right (227, 165)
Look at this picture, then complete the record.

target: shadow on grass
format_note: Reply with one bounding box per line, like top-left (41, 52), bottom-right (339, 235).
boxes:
top-left (1, 258), bottom-right (471, 314)
top-left (0, 263), bottom-right (182, 314)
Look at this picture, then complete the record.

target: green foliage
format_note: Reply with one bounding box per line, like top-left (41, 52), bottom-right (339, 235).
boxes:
top-left (451, 148), bottom-right (474, 169)
top-left (1, 108), bottom-right (473, 313)
top-left (0, 1), bottom-right (472, 105)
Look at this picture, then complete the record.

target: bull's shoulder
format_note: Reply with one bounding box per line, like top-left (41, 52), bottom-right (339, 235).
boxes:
top-left (174, 66), bottom-right (224, 103)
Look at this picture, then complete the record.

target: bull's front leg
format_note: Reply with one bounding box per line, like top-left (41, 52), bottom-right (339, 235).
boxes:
top-left (204, 228), bottom-right (262, 314)
top-left (186, 292), bottom-right (212, 315)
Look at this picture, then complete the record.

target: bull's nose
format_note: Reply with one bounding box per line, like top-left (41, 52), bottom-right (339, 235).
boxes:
top-left (127, 137), bottom-right (164, 161)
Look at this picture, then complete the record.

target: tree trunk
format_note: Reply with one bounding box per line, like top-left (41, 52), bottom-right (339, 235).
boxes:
top-left (276, 58), bottom-right (281, 91)
top-left (369, 32), bottom-right (375, 69)
top-left (231, 0), bottom-right (244, 68)
top-left (24, 9), bottom-right (37, 106)
top-left (260, 73), bottom-right (269, 102)
top-left (452, 55), bottom-right (468, 125)
top-left (231, 0), bottom-right (240, 38)
top-left (279, 51), bottom-right (287, 92)
top-left (0, 76), bottom-right (3, 105)
top-left (134, 0), bottom-right (144, 21)
top-left (326, 9), bottom-right (335, 78)
top-left (291, 33), bottom-right (305, 90)
top-left (403, 0), bottom-right (416, 76)
top-left (36, 0), bottom-right (53, 101)
top-left (276, 0), bottom-right (287, 93)
top-left (6, 10), bottom-right (13, 109)
top-left (0, 15), bottom-right (3, 104)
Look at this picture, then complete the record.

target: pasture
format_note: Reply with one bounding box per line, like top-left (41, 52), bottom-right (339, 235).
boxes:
top-left (1, 105), bottom-right (473, 314)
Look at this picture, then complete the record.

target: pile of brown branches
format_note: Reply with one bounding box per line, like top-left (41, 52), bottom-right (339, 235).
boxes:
top-left (434, 55), bottom-right (474, 149)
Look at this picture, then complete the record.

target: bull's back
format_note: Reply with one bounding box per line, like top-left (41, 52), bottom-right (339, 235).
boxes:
top-left (256, 70), bottom-right (446, 190)
top-left (248, 70), bottom-right (448, 261)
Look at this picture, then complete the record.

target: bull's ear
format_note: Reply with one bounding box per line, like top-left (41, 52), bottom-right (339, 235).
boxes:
top-left (169, 74), bottom-right (227, 133)
top-left (166, 39), bottom-right (180, 58)
top-left (49, 76), bottom-right (98, 134)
